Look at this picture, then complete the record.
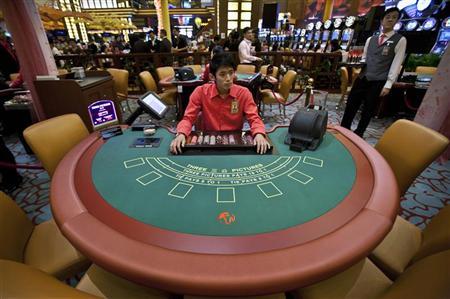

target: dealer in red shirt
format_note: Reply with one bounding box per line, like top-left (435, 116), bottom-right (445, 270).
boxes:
top-left (170, 52), bottom-right (270, 155)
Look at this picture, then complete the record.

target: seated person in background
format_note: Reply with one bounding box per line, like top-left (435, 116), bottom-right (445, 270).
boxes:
top-left (9, 72), bottom-right (23, 88)
top-left (171, 53), bottom-right (270, 155)
top-left (202, 46), bottom-right (224, 81)
top-left (238, 27), bottom-right (263, 65)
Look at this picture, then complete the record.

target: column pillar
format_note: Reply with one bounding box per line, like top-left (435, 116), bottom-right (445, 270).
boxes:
top-left (218, 0), bottom-right (227, 38)
top-left (350, 0), bottom-right (360, 16)
top-left (155, 0), bottom-right (171, 41)
top-left (0, 0), bottom-right (58, 120)
top-left (323, 0), bottom-right (334, 21)
top-left (288, 0), bottom-right (304, 27)
top-left (414, 49), bottom-right (450, 160)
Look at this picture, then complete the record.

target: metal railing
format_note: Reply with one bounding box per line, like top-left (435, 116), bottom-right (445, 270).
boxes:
top-left (54, 51), bottom-right (342, 91)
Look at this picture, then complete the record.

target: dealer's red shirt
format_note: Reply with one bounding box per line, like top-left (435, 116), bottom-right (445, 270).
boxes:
top-left (176, 83), bottom-right (266, 137)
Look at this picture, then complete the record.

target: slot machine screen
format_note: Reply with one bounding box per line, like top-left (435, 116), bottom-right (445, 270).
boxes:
top-left (445, 17), bottom-right (450, 28)
top-left (322, 31), bottom-right (330, 41)
top-left (422, 17), bottom-right (437, 30)
top-left (307, 32), bottom-right (312, 40)
top-left (331, 31), bottom-right (339, 40)
top-left (314, 31), bottom-right (320, 40)
top-left (438, 31), bottom-right (450, 42)
top-left (342, 30), bottom-right (351, 41)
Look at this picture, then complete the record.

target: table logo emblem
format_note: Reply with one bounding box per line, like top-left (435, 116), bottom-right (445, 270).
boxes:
top-left (217, 212), bottom-right (236, 225)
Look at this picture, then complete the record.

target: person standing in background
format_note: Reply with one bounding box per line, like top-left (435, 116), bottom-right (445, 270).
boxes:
top-left (172, 28), bottom-right (188, 53)
top-left (341, 7), bottom-right (406, 137)
top-left (148, 31), bottom-right (160, 53)
top-left (0, 29), bottom-right (19, 78)
top-left (159, 29), bottom-right (173, 66)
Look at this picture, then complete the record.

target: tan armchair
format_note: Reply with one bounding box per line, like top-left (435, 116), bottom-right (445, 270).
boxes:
top-left (76, 264), bottom-right (172, 298)
top-left (336, 66), bottom-right (349, 109)
top-left (155, 66), bottom-right (176, 91)
top-left (23, 114), bottom-right (89, 177)
top-left (370, 205), bottom-right (450, 280)
top-left (415, 66), bottom-right (437, 75)
top-left (260, 70), bottom-right (297, 117)
top-left (139, 71), bottom-right (177, 106)
top-left (368, 119), bottom-right (449, 279)
top-left (375, 119), bottom-right (449, 196)
top-left (184, 64), bottom-right (203, 75)
top-left (237, 64), bottom-right (256, 74)
top-left (107, 68), bottom-right (130, 111)
top-left (294, 250), bottom-right (450, 299)
top-left (0, 191), bottom-right (90, 280)
top-left (0, 260), bottom-right (97, 298)
top-left (260, 65), bottom-right (279, 78)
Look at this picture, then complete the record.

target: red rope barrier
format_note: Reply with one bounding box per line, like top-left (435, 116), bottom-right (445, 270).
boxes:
top-left (270, 89), bottom-right (304, 106)
top-left (403, 95), bottom-right (419, 111)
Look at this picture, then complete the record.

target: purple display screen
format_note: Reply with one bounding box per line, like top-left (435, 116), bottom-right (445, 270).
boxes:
top-left (88, 100), bottom-right (118, 128)
top-left (322, 31), bottom-right (330, 41)
top-left (332, 31), bottom-right (339, 40)
top-left (314, 31), bottom-right (321, 40)
top-left (342, 30), bottom-right (351, 41)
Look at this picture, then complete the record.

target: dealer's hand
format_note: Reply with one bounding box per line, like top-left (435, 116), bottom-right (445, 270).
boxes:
top-left (254, 133), bottom-right (270, 154)
top-left (380, 88), bottom-right (390, 97)
top-left (170, 134), bottom-right (186, 155)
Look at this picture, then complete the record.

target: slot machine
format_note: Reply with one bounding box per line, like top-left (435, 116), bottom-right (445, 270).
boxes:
top-left (431, 17), bottom-right (450, 55)
top-left (318, 19), bottom-right (332, 52)
top-left (405, 19), bottom-right (420, 31)
top-left (298, 29), bottom-right (307, 51)
top-left (340, 16), bottom-right (357, 51)
top-left (394, 22), bottom-right (403, 31)
top-left (258, 28), bottom-right (270, 43)
top-left (312, 21), bottom-right (323, 50)
top-left (303, 22), bottom-right (315, 52)
top-left (291, 29), bottom-right (300, 50)
top-left (331, 18), bottom-right (344, 45)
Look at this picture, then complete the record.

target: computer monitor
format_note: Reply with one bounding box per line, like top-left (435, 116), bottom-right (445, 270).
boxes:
top-left (139, 91), bottom-right (169, 120)
top-left (438, 31), bottom-right (450, 42)
top-left (331, 30), bottom-right (339, 40)
top-left (342, 30), bottom-right (351, 41)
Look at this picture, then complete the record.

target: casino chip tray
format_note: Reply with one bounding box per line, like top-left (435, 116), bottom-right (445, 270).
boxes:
top-left (182, 131), bottom-right (274, 155)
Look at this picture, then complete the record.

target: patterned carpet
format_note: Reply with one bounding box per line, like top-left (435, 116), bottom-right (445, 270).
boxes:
top-left (4, 93), bottom-right (449, 229)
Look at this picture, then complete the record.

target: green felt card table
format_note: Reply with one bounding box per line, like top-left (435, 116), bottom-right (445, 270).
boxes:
top-left (51, 125), bottom-right (399, 296)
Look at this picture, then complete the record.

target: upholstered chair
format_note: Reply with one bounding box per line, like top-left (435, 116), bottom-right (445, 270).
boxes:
top-left (139, 71), bottom-right (177, 105)
top-left (237, 64), bottom-right (256, 74)
top-left (260, 70), bottom-right (297, 117)
top-left (0, 260), bottom-right (97, 298)
top-left (293, 250), bottom-right (450, 299)
top-left (23, 113), bottom-right (89, 177)
top-left (0, 191), bottom-right (89, 279)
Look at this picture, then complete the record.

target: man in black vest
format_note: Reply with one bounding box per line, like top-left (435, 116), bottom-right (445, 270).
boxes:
top-left (159, 29), bottom-right (173, 66)
top-left (341, 7), bottom-right (406, 137)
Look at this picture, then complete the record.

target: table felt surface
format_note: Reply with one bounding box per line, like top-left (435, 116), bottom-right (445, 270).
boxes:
top-left (91, 127), bottom-right (356, 236)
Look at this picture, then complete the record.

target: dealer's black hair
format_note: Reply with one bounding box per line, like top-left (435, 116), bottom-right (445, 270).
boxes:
top-left (210, 52), bottom-right (237, 76)
top-left (382, 7), bottom-right (401, 19)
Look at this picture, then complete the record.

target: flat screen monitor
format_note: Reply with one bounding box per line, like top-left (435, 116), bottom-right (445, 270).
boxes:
top-left (138, 91), bottom-right (168, 119)
top-left (342, 30), bottom-right (352, 41)
top-left (314, 31), bottom-right (320, 40)
top-left (438, 31), bottom-right (450, 42)
top-left (322, 31), bottom-right (330, 41)
top-left (331, 30), bottom-right (339, 40)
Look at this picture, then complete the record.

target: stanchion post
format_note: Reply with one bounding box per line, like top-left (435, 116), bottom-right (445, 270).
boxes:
top-left (304, 78), bottom-right (315, 107)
